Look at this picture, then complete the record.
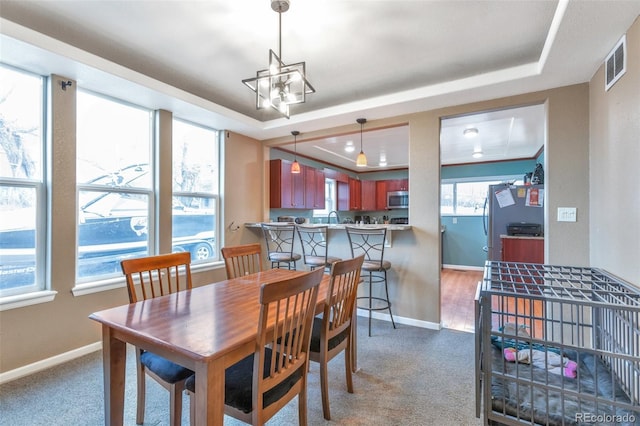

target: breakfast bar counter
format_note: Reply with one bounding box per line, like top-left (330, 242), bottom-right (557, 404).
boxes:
top-left (244, 222), bottom-right (412, 231)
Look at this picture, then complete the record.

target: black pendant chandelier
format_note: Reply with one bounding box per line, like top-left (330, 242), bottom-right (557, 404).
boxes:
top-left (242, 0), bottom-right (315, 119)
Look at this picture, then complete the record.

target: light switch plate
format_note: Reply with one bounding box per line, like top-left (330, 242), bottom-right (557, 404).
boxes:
top-left (557, 207), bottom-right (577, 222)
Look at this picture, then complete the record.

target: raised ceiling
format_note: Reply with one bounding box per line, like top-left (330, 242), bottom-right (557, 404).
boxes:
top-left (0, 1), bottom-right (638, 170)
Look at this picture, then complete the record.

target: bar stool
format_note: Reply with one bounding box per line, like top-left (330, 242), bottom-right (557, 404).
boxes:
top-left (296, 225), bottom-right (341, 271)
top-left (346, 226), bottom-right (396, 336)
top-left (261, 223), bottom-right (301, 270)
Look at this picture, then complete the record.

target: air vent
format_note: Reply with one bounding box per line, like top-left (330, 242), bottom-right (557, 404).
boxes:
top-left (605, 35), bottom-right (626, 91)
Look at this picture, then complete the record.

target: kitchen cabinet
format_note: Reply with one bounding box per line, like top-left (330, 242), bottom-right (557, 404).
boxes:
top-left (270, 159), bottom-right (305, 208)
top-left (349, 178), bottom-right (362, 210)
top-left (323, 168), bottom-right (349, 183)
top-left (386, 178), bottom-right (409, 192)
top-left (304, 167), bottom-right (325, 209)
top-left (375, 180), bottom-right (388, 210)
top-left (361, 180), bottom-right (377, 210)
top-left (501, 236), bottom-right (544, 263)
top-left (337, 181), bottom-right (350, 211)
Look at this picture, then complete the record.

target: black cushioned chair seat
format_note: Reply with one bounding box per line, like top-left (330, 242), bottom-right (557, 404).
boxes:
top-left (140, 351), bottom-right (193, 383)
top-left (309, 316), bottom-right (348, 353)
top-left (184, 348), bottom-right (302, 414)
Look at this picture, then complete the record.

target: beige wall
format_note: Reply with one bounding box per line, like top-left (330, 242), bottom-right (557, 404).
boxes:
top-left (589, 16), bottom-right (640, 285)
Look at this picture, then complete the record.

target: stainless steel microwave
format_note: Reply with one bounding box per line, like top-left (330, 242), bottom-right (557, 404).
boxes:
top-left (387, 191), bottom-right (409, 209)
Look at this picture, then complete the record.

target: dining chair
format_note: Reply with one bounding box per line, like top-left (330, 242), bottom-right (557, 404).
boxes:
top-left (296, 225), bottom-right (341, 271)
top-left (346, 227), bottom-right (397, 336)
top-left (309, 254), bottom-right (365, 420)
top-left (221, 243), bottom-right (262, 278)
top-left (184, 267), bottom-right (323, 425)
top-left (261, 223), bottom-right (302, 269)
top-left (120, 251), bottom-right (194, 426)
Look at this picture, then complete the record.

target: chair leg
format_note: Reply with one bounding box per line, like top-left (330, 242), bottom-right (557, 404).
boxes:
top-left (383, 270), bottom-right (396, 329)
top-left (169, 382), bottom-right (183, 426)
top-left (320, 353), bottom-right (331, 420)
top-left (135, 352), bottom-right (145, 425)
top-left (351, 309), bottom-right (358, 372)
top-left (298, 371), bottom-right (308, 426)
top-left (344, 337), bottom-right (354, 393)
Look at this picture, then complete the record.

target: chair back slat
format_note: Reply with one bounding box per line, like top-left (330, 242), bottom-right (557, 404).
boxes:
top-left (120, 252), bottom-right (192, 303)
top-left (326, 255), bottom-right (364, 335)
top-left (221, 243), bottom-right (262, 278)
top-left (255, 268), bottom-right (322, 403)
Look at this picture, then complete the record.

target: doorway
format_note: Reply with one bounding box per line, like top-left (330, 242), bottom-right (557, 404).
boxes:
top-left (439, 103), bottom-right (546, 332)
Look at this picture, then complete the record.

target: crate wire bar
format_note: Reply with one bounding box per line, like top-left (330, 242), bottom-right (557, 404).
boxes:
top-left (476, 261), bottom-right (640, 426)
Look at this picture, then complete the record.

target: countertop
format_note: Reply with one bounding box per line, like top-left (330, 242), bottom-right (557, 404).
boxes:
top-left (245, 222), bottom-right (412, 231)
top-left (500, 234), bottom-right (544, 240)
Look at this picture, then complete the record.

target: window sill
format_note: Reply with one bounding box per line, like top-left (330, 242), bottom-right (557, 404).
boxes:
top-left (72, 277), bottom-right (126, 297)
top-left (0, 290), bottom-right (58, 312)
top-left (71, 260), bottom-right (225, 297)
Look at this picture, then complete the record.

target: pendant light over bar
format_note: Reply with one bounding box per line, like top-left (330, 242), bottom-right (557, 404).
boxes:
top-left (242, 0), bottom-right (315, 119)
top-left (291, 130), bottom-right (301, 173)
top-left (356, 118), bottom-right (367, 167)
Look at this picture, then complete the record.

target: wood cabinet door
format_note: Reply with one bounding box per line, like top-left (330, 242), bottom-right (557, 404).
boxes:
top-left (361, 180), bottom-right (376, 210)
top-left (349, 178), bottom-right (362, 210)
top-left (270, 159), bottom-right (304, 209)
top-left (501, 238), bottom-right (544, 263)
top-left (314, 169), bottom-right (325, 209)
top-left (304, 167), bottom-right (325, 209)
top-left (386, 178), bottom-right (409, 192)
top-left (375, 180), bottom-right (388, 210)
top-left (337, 181), bottom-right (350, 211)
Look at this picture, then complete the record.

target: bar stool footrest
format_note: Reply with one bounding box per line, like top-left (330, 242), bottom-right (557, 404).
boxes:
top-left (357, 296), bottom-right (392, 311)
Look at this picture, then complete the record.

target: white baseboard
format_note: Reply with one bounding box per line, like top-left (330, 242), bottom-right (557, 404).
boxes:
top-left (0, 341), bottom-right (102, 385)
top-left (356, 308), bottom-right (441, 330)
top-left (442, 264), bottom-right (484, 271)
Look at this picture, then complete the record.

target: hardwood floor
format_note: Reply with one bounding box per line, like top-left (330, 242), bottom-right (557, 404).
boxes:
top-left (441, 268), bottom-right (483, 333)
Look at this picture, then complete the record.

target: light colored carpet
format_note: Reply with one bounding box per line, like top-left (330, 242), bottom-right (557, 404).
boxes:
top-left (0, 319), bottom-right (481, 425)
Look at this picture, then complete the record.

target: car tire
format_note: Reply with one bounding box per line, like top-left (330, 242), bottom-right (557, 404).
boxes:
top-left (192, 242), bottom-right (212, 260)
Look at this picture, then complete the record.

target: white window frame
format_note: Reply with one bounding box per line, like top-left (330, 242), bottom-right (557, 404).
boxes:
top-left (0, 64), bottom-right (54, 308)
top-left (74, 89), bottom-right (155, 287)
top-left (441, 175), bottom-right (521, 216)
top-left (172, 117), bottom-right (221, 264)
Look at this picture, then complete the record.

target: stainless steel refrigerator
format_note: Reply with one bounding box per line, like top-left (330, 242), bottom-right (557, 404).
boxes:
top-left (483, 184), bottom-right (544, 261)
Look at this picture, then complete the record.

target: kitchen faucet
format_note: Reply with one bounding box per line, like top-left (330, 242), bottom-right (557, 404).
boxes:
top-left (327, 210), bottom-right (340, 224)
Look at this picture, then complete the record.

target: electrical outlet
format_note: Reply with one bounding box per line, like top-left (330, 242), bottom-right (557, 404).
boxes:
top-left (452, 217), bottom-right (457, 224)
top-left (557, 207), bottom-right (577, 222)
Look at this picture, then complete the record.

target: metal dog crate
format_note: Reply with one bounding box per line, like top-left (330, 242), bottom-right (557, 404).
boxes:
top-left (476, 261), bottom-right (640, 426)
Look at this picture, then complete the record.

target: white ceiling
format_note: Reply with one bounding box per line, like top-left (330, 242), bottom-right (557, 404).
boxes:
top-left (1, 1), bottom-right (638, 171)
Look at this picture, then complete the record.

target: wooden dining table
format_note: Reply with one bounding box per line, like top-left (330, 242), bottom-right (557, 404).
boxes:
top-left (89, 268), bottom-right (352, 425)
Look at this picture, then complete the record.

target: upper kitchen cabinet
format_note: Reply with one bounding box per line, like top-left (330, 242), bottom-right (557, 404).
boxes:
top-left (270, 159), bottom-right (305, 209)
top-left (375, 180), bottom-right (388, 210)
top-left (270, 159), bottom-right (325, 210)
top-left (361, 180), bottom-right (377, 211)
top-left (386, 179), bottom-right (409, 191)
top-left (348, 178), bottom-right (362, 210)
top-left (304, 167), bottom-right (325, 209)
